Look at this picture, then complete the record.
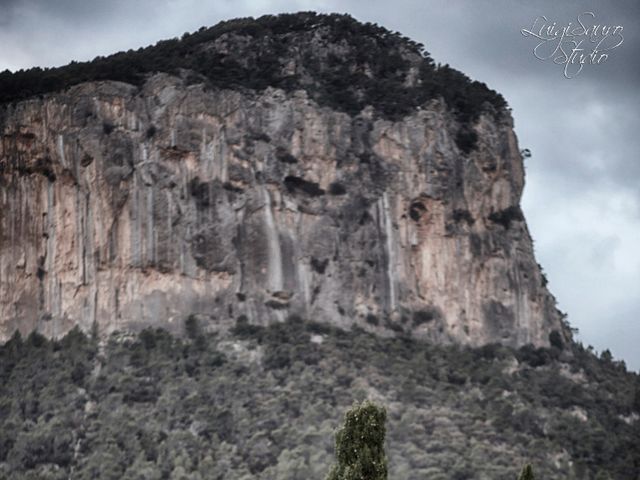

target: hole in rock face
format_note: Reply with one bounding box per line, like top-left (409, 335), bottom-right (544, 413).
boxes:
top-left (488, 206), bottom-right (524, 229)
top-left (358, 152), bottom-right (371, 164)
top-left (250, 132), bottom-right (271, 143)
top-left (455, 127), bottom-right (478, 154)
top-left (412, 307), bottom-right (442, 326)
top-left (311, 257), bottom-right (329, 274)
top-left (359, 211), bottom-right (373, 225)
top-left (36, 255), bottom-right (46, 281)
top-left (34, 157), bottom-right (56, 182)
top-left (366, 314), bottom-right (379, 326)
top-left (283, 176), bottom-right (325, 196)
top-left (275, 146), bottom-right (297, 164)
top-left (409, 201), bottom-right (426, 221)
top-left (81, 153), bottom-right (94, 167)
top-left (328, 182), bottom-right (347, 195)
top-left (189, 177), bottom-right (213, 207)
top-left (452, 209), bottom-right (474, 225)
top-left (103, 123), bottom-right (115, 135)
top-left (265, 299), bottom-right (288, 310)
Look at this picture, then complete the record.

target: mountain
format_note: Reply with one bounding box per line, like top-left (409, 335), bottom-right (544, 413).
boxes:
top-left (1, 11), bottom-right (638, 480)
top-left (0, 12), bottom-right (569, 348)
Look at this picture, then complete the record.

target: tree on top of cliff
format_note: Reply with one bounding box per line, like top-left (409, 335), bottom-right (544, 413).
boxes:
top-left (326, 400), bottom-right (388, 480)
top-left (0, 12), bottom-right (506, 152)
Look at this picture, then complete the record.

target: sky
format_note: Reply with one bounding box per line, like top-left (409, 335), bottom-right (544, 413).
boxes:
top-left (1, 0), bottom-right (638, 370)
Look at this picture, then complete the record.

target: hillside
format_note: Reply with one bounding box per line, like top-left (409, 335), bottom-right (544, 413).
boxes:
top-left (0, 320), bottom-right (637, 479)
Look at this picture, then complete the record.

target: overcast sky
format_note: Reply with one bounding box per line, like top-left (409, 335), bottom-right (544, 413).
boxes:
top-left (1, 0), bottom-right (638, 370)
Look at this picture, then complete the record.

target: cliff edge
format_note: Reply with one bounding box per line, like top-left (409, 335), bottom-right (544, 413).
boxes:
top-left (0, 13), bottom-right (569, 347)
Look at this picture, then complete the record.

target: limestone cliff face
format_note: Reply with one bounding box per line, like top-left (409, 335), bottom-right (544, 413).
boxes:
top-left (0, 72), bottom-right (567, 347)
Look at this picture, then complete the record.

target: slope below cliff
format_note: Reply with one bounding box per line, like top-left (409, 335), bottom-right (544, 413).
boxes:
top-left (0, 322), bottom-right (638, 479)
top-left (0, 13), bottom-right (568, 347)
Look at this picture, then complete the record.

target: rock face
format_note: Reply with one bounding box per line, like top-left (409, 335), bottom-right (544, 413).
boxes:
top-left (0, 15), bottom-right (569, 347)
top-left (0, 74), bottom-right (566, 347)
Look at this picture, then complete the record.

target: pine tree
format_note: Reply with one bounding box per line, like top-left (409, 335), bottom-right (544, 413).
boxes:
top-left (518, 464), bottom-right (535, 480)
top-left (633, 383), bottom-right (640, 413)
top-left (326, 401), bottom-right (388, 480)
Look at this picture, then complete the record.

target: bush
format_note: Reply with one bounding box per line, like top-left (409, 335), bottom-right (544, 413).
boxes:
top-left (518, 464), bottom-right (535, 480)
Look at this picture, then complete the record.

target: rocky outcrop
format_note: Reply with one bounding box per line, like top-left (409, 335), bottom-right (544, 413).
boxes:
top-left (0, 70), bottom-right (568, 347)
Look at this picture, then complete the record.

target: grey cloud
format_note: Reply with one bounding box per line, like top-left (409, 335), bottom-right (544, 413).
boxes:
top-left (0, 0), bottom-right (123, 21)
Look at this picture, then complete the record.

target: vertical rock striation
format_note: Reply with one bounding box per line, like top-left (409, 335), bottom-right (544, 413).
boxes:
top-left (0, 76), bottom-right (566, 347)
top-left (0, 14), bottom-right (570, 347)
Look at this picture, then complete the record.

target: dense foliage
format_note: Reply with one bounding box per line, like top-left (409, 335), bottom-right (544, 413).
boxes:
top-left (0, 12), bottom-right (506, 153)
top-left (0, 318), bottom-right (637, 479)
top-left (326, 401), bottom-right (387, 480)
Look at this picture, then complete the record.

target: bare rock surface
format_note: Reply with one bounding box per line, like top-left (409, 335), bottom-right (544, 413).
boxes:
top-left (0, 73), bottom-right (566, 347)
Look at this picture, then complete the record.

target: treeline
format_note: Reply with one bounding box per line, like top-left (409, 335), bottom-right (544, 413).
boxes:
top-left (0, 316), bottom-right (638, 479)
top-left (0, 12), bottom-right (505, 152)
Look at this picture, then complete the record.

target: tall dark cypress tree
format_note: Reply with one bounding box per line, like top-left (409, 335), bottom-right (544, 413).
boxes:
top-left (326, 401), bottom-right (388, 480)
top-left (518, 464), bottom-right (535, 480)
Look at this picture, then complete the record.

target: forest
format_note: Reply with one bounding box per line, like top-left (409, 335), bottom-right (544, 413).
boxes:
top-left (0, 316), bottom-right (637, 479)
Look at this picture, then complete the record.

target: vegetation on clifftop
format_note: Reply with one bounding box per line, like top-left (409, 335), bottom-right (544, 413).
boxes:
top-left (0, 12), bottom-right (506, 152)
top-left (0, 317), bottom-right (637, 479)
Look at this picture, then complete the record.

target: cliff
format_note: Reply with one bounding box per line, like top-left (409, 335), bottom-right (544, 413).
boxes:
top-left (0, 13), bottom-right (568, 347)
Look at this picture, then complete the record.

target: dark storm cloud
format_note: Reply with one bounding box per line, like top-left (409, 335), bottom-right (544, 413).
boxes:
top-left (0, 0), bottom-right (638, 369)
top-left (0, 0), bottom-right (126, 20)
top-left (0, 0), bottom-right (18, 25)
top-left (0, 0), bottom-right (19, 8)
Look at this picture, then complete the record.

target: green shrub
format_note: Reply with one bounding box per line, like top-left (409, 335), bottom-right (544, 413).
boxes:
top-left (518, 464), bottom-right (534, 480)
